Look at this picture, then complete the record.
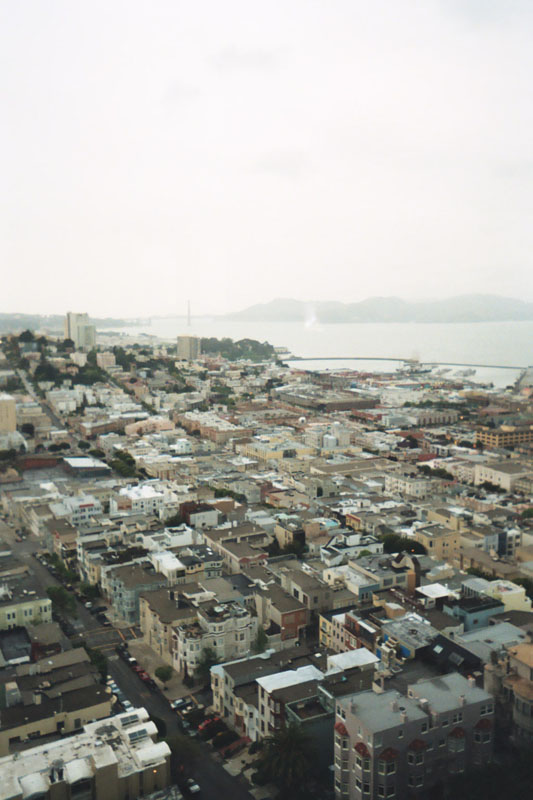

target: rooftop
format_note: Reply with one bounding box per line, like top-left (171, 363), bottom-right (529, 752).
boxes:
top-left (0, 709), bottom-right (170, 800)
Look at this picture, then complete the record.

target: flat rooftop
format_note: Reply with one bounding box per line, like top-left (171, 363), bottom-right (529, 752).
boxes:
top-left (0, 709), bottom-right (169, 800)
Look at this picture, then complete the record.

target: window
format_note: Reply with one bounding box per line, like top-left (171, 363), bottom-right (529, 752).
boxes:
top-left (448, 737), bottom-right (465, 753)
top-left (442, 719), bottom-right (449, 727)
top-left (421, 722), bottom-right (428, 734)
top-left (398, 729), bottom-right (403, 739)
top-left (378, 788), bottom-right (385, 798)
top-left (363, 783), bottom-right (370, 794)
top-left (387, 788), bottom-right (395, 798)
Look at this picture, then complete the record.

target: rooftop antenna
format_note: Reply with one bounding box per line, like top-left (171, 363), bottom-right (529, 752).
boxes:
top-left (187, 300), bottom-right (191, 326)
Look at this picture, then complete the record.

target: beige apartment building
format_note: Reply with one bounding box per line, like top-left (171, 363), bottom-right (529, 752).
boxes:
top-left (413, 524), bottom-right (460, 562)
top-left (177, 335), bottom-right (201, 361)
top-left (139, 588), bottom-right (196, 666)
top-left (0, 394), bottom-right (16, 434)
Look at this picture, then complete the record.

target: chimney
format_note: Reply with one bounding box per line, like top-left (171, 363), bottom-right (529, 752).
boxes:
top-left (400, 710), bottom-right (407, 723)
top-left (468, 675), bottom-right (476, 688)
top-left (33, 691), bottom-right (42, 705)
top-left (390, 698), bottom-right (399, 712)
top-left (459, 694), bottom-right (466, 706)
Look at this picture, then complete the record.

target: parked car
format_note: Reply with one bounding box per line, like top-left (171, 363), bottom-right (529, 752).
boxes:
top-left (138, 671), bottom-right (151, 682)
top-left (96, 613), bottom-right (112, 627)
top-left (171, 698), bottom-right (189, 710)
top-left (185, 778), bottom-right (200, 795)
top-left (198, 716), bottom-right (220, 732)
top-left (200, 720), bottom-right (226, 740)
top-left (84, 601), bottom-right (93, 609)
top-left (183, 703), bottom-right (204, 717)
top-left (219, 737), bottom-right (248, 759)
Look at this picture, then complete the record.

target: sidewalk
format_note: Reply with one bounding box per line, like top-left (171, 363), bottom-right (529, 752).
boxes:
top-left (126, 639), bottom-right (191, 700)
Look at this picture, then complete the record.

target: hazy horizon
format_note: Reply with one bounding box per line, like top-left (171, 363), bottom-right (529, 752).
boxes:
top-left (2, 1), bottom-right (533, 317)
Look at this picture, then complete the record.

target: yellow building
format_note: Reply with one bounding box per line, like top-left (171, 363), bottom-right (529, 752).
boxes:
top-left (413, 524), bottom-right (460, 562)
top-left (0, 585), bottom-right (52, 630)
top-left (0, 394), bottom-right (16, 434)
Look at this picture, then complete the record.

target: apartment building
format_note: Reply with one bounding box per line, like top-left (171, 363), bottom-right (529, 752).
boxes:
top-left (110, 484), bottom-right (166, 516)
top-left (254, 583), bottom-right (309, 644)
top-left (49, 494), bottom-right (103, 527)
top-left (485, 640), bottom-right (533, 746)
top-left (334, 673), bottom-right (494, 800)
top-left (0, 583), bottom-right (52, 630)
top-left (102, 562), bottom-right (167, 623)
top-left (413, 524), bottom-right (460, 562)
top-left (139, 588), bottom-right (196, 666)
top-left (0, 394), bottom-right (16, 434)
top-left (173, 599), bottom-right (257, 674)
top-left (175, 410), bottom-right (253, 443)
top-left (0, 649), bottom-right (112, 756)
top-left (64, 312), bottom-right (96, 350)
top-left (177, 335), bottom-right (201, 361)
top-left (475, 424), bottom-right (533, 449)
top-left (384, 473), bottom-right (429, 500)
top-left (96, 351), bottom-right (116, 369)
top-left (474, 460), bottom-right (533, 491)
top-left (0, 708), bottom-right (171, 800)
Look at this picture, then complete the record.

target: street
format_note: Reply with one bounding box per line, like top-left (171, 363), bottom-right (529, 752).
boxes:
top-left (17, 368), bottom-right (64, 429)
top-left (1, 523), bottom-right (256, 800)
top-left (108, 656), bottom-right (255, 800)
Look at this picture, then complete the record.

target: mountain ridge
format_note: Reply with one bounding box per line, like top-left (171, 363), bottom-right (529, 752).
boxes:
top-left (224, 294), bottom-right (533, 324)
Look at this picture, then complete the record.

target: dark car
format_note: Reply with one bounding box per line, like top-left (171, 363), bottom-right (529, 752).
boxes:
top-left (96, 613), bottom-right (112, 627)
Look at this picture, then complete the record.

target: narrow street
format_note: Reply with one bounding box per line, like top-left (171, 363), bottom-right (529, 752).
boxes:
top-left (108, 657), bottom-right (255, 800)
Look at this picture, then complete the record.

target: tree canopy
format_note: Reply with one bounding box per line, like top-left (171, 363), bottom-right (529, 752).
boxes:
top-left (194, 646), bottom-right (218, 682)
top-left (255, 722), bottom-right (317, 798)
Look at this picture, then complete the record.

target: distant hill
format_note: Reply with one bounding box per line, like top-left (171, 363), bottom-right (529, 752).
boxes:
top-left (225, 295), bottom-right (533, 324)
top-left (0, 313), bottom-right (137, 334)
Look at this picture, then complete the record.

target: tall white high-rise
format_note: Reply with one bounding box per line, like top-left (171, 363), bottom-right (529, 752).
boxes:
top-left (64, 312), bottom-right (96, 350)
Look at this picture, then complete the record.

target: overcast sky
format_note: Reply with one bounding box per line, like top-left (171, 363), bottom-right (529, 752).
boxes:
top-left (2, 0), bottom-right (533, 317)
